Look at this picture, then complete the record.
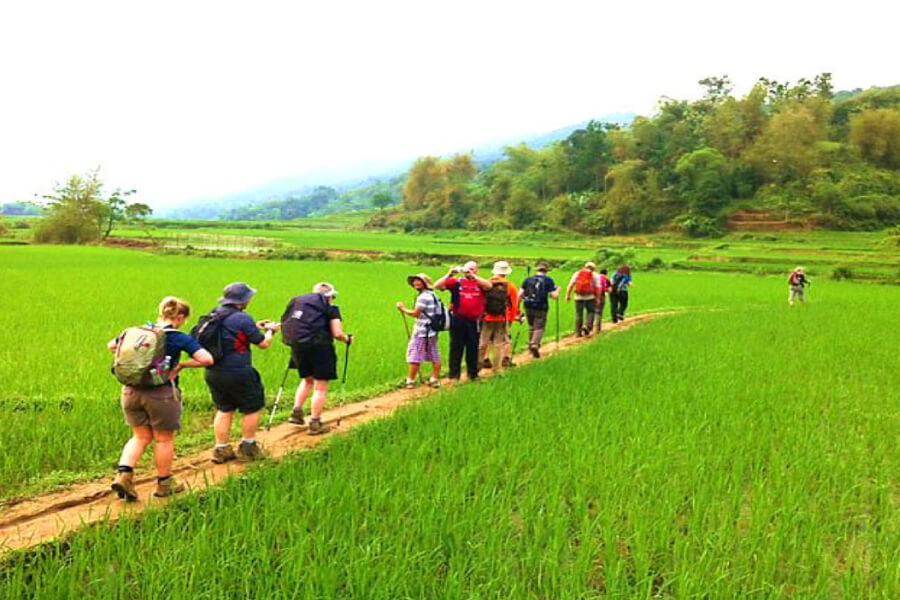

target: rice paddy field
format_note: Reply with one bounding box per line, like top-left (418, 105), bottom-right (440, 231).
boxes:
top-left (2, 241), bottom-right (900, 598)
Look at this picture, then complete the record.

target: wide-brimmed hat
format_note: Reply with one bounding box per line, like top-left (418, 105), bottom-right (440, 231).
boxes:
top-left (492, 261), bottom-right (512, 276)
top-left (407, 273), bottom-right (433, 289)
top-left (312, 282), bottom-right (338, 298)
top-left (584, 261), bottom-right (596, 270)
top-left (794, 266), bottom-right (804, 273)
top-left (219, 282), bottom-right (257, 306)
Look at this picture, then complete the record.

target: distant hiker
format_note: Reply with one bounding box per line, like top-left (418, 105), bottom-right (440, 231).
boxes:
top-left (788, 267), bottom-right (809, 307)
top-left (108, 296), bottom-right (214, 501)
top-left (518, 262), bottom-right (559, 358)
top-left (203, 282), bottom-right (280, 463)
top-left (594, 268), bottom-right (613, 333)
top-left (434, 261), bottom-right (493, 382)
top-left (479, 261), bottom-right (519, 370)
top-left (610, 265), bottom-right (633, 323)
top-left (566, 262), bottom-right (601, 336)
top-left (396, 273), bottom-right (443, 389)
top-left (282, 282), bottom-right (353, 434)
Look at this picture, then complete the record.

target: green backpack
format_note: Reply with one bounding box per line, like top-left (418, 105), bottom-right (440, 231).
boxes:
top-left (112, 324), bottom-right (169, 386)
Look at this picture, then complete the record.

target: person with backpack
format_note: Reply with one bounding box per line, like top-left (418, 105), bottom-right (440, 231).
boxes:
top-left (434, 261), bottom-right (493, 382)
top-left (396, 273), bottom-right (443, 389)
top-left (479, 261), bottom-right (519, 370)
top-left (565, 262), bottom-right (601, 336)
top-left (610, 265), bottom-right (633, 323)
top-left (788, 266), bottom-right (810, 307)
top-left (518, 262), bottom-right (560, 358)
top-left (594, 268), bottom-right (613, 333)
top-left (282, 282), bottom-right (353, 434)
top-left (202, 282), bottom-right (281, 463)
top-left (108, 296), bottom-right (214, 501)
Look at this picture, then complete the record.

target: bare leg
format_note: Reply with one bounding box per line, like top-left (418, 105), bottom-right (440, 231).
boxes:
top-left (431, 360), bottom-right (441, 379)
top-left (118, 426), bottom-right (153, 467)
top-left (213, 410), bottom-right (234, 445)
top-left (294, 377), bottom-right (314, 408)
top-left (407, 363), bottom-right (421, 380)
top-left (310, 380), bottom-right (329, 419)
top-left (241, 410), bottom-right (261, 440)
top-left (152, 430), bottom-right (176, 477)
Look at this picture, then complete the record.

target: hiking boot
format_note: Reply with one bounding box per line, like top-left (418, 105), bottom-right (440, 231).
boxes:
top-left (402, 379), bottom-right (417, 389)
top-left (237, 441), bottom-right (268, 462)
top-left (211, 445), bottom-right (237, 464)
top-left (481, 358), bottom-right (492, 369)
top-left (308, 418), bottom-right (331, 436)
top-left (288, 406), bottom-right (305, 425)
top-left (153, 476), bottom-right (185, 498)
top-left (111, 471), bottom-right (138, 502)
top-left (428, 377), bottom-right (441, 388)
top-left (529, 347), bottom-right (540, 359)
top-left (501, 356), bottom-right (513, 368)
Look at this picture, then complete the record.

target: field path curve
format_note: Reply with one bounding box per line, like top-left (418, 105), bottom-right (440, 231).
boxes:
top-left (0, 311), bottom-right (672, 554)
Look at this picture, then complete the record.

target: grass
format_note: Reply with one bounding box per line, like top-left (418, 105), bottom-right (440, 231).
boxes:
top-left (3, 277), bottom-right (900, 597)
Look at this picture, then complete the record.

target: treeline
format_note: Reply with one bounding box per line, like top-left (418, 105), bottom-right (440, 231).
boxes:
top-left (377, 75), bottom-right (900, 235)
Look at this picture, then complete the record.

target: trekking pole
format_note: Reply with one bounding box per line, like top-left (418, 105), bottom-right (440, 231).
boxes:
top-left (400, 310), bottom-right (411, 339)
top-left (340, 336), bottom-right (352, 406)
top-left (266, 361), bottom-right (293, 430)
top-left (511, 319), bottom-right (523, 356)
top-left (555, 296), bottom-right (560, 350)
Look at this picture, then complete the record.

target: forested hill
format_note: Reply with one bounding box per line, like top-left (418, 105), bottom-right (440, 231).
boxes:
top-left (168, 112), bottom-right (635, 220)
top-left (378, 76), bottom-right (900, 236)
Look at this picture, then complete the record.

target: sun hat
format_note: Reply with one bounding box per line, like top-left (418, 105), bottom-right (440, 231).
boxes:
top-left (312, 282), bottom-right (338, 298)
top-left (492, 261), bottom-right (513, 276)
top-left (584, 261), bottom-right (596, 270)
top-left (795, 266), bottom-right (803, 272)
top-left (536, 262), bottom-right (549, 272)
top-left (218, 282), bottom-right (257, 306)
top-left (407, 273), bottom-right (433, 289)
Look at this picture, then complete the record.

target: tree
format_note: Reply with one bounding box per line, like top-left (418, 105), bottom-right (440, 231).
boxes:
top-left (101, 187), bottom-right (138, 239)
top-left (371, 191), bottom-right (393, 211)
top-left (850, 108), bottom-right (900, 169)
top-left (674, 147), bottom-right (731, 215)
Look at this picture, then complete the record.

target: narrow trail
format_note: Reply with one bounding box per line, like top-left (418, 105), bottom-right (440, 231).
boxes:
top-left (0, 311), bottom-right (671, 554)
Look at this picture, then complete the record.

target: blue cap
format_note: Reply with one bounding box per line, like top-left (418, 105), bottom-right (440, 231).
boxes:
top-left (218, 282), bottom-right (257, 306)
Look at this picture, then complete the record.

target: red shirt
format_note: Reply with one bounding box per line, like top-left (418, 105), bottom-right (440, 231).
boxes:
top-left (444, 276), bottom-right (486, 320)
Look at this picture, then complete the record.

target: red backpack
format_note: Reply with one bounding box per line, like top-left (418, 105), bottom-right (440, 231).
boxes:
top-left (573, 270), bottom-right (596, 295)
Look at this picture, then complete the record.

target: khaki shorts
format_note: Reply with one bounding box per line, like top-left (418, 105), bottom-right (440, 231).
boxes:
top-left (480, 320), bottom-right (508, 346)
top-left (121, 384), bottom-right (182, 431)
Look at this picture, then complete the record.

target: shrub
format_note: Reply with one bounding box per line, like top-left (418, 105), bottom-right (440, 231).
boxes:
top-left (832, 266), bottom-right (854, 280)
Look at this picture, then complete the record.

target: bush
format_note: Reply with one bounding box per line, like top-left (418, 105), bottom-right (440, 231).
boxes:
top-left (672, 214), bottom-right (724, 238)
top-left (643, 257), bottom-right (666, 271)
top-left (832, 266), bottom-right (854, 280)
top-left (0, 220), bottom-right (7, 237)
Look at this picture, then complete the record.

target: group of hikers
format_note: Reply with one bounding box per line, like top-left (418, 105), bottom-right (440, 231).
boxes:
top-left (108, 281), bottom-right (351, 501)
top-left (396, 260), bottom-right (634, 388)
top-left (106, 261), bottom-right (634, 502)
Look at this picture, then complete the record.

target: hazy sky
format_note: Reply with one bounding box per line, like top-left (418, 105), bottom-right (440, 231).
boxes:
top-left (0, 0), bottom-right (896, 208)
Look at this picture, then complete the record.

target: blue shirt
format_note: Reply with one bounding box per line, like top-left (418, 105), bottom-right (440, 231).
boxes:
top-left (209, 308), bottom-right (265, 370)
top-left (162, 329), bottom-right (203, 386)
top-left (613, 273), bottom-right (632, 292)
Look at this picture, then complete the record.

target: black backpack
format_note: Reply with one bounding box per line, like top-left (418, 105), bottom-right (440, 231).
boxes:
top-left (424, 292), bottom-right (451, 332)
top-left (281, 293), bottom-right (332, 345)
top-left (484, 280), bottom-right (509, 317)
top-left (190, 308), bottom-right (236, 361)
top-left (521, 275), bottom-right (549, 309)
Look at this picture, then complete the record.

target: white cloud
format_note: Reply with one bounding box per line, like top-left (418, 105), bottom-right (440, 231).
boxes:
top-left (0, 0), bottom-right (896, 207)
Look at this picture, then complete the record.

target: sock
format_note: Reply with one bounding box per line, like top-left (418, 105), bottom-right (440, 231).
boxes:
top-left (215, 443), bottom-right (230, 449)
top-left (241, 438), bottom-right (256, 445)
top-left (157, 475), bottom-right (172, 483)
top-left (117, 465), bottom-right (134, 473)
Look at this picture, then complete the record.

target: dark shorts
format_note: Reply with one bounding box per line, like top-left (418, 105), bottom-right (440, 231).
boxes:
top-left (291, 342), bottom-right (338, 381)
top-left (204, 367), bottom-right (266, 414)
top-left (121, 384), bottom-right (182, 431)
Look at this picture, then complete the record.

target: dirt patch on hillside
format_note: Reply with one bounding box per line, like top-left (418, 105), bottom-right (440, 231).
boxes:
top-left (0, 311), bottom-right (670, 553)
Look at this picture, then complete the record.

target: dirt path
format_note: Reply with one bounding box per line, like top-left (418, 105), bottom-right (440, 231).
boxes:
top-left (0, 312), bottom-right (669, 554)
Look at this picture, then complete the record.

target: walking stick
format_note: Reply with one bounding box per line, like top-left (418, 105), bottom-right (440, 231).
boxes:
top-left (266, 361), bottom-right (293, 430)
top-left (400, 310), bottom-right (411, 339)
top-left (555, 296), bottom-right (560, 350)
top-left (340, 336), bottom-right (351, 406)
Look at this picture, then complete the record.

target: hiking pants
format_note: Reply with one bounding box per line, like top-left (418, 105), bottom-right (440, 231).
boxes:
top-left (525, 308), bottom-right (548, 349)
top-left (575, 300), bottom-right (595, 335)
top-left (611, 291), bottom-right (629, 322)
top-left (594, 296), bottom-right (606, 332)
top-left (449, 317), bottom-right (480, 380)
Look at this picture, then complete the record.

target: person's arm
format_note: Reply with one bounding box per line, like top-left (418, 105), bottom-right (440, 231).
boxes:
top-left (434, 267), bottom-right (459, 291)
top-left (330, 318), bottom-right (352, 344)
top-left (107, 338), bottom-right (118, 352)
top-left (396, 301), bottom-right (423, 318)
top-left (473, 274), bottom-right (493, 290)
top-left (253, 320), bottom-right (279, 349)
top-left (565, 277), bottom-right (575, 302)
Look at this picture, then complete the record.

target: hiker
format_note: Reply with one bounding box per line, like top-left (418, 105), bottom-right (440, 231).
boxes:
top-left (594, 268), bottom-right (613, 333)
top-left (396, 273), bottom-right (442, 389)
top-left (282, 282), bottom-right (353, 434)
top-left (788, 266), bottom-right (809, 307)
top-left (479, 261), bottom-right (519, 370)
top-left (204, 282), bottom-right (280, 463)
top-left (518, 263), bottom-right (560, 358)
top-left (108, 296), bottom-right (214, 501)
top-left (610, 265), bottom-right (633, 323)
top-left (434, 261), bottom-right (493, 382)
top-left (565, 262), bottom-right (602, 336)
